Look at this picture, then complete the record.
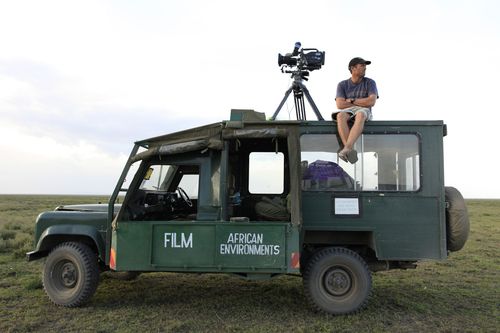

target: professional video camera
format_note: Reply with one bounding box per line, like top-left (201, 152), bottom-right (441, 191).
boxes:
top-left (278, 42), bottom-right (325, 73)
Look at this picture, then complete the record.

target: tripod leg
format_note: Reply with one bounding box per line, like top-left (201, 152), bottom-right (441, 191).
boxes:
top-left (294, 91), bottom-right (306, 120)
top-left (294, 94), bottom-right (300, 120)
top-left (301, 85), bottom-right (325, 120)
top-left (271, 87), bottom-right (294, 120)
top-left (300, 94), bottom-right (306, 120)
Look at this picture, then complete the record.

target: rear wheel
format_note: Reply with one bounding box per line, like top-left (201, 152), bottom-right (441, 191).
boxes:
top-left (43, 242), bottom-right (99, 307)
top-left (303, 247), bottom-right (371, 315)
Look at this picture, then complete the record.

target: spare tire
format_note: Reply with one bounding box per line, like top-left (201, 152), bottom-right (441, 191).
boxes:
top-left (445, 186), bottom-right (470, 252)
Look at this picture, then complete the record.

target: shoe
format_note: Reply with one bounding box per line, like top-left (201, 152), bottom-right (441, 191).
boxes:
top-left (346, 149), bottom-right (358, 164)
top-left (338, 148), bottom-right (358, 164)
top-left (338, 149), bottom-right (348, 162)
top-left (347, 149), bottom-right (358, 163)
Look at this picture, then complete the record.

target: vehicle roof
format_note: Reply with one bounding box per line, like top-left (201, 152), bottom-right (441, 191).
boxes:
top-left (136, 119), bottom-right (445, 148)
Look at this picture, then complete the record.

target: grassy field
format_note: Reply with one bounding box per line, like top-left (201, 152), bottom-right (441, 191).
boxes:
top-left (0, 195), bottom-right (498, 332)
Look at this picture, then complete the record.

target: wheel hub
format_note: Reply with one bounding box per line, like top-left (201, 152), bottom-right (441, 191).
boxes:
top-left (324, 268), bottom-right (352, 296)
top-left (60, 262), bottom-right (77, 288)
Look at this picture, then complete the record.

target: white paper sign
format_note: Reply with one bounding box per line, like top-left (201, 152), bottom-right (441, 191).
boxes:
top-left (334, 198), bottom-right (359, 215)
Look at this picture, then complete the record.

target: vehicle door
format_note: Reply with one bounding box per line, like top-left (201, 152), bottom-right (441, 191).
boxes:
top-left (111, 153), bottom-right (217, 271)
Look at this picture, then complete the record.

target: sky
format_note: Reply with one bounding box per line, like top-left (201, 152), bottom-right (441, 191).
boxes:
top-left (0, 0), bottom-right (499, 198)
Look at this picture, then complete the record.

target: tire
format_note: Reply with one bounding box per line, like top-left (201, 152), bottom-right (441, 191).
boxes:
top-left (445, 186), bottom-right (470, 252)
top-left (303, 247), bottom-right (371, 315)
top-left (43, 242), bottom-right (99, 307)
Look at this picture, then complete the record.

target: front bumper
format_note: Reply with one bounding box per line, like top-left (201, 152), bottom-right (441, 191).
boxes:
top-left (26, 250), bottom-right (45, 262)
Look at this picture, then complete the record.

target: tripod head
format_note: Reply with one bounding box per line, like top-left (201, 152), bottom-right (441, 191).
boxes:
top-left (282, 68), bottom-right (310, 81)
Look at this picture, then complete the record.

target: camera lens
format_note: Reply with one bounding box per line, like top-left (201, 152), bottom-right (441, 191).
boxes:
top-left (278, 54), bottom-right (297, 66)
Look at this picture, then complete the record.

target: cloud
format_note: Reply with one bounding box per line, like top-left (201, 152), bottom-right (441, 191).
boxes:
top-left (0, 59), bottom-right (211, 151)
top-left (0, 123), bottom-right (127, 194)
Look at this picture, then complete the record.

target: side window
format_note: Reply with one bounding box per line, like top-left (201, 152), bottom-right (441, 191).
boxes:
top-left (123, 163), bottom-right (200, 222)
top-left (178, 174), bottom-right (199, 199)
top-left (123, 161), bottom-right (141, 191)
top-left (365, 135), bottom-right (420, 191)
top-left (248, 152), bottom-right (284, 194)
top-left (140, 165), bottom-right (176, 191)
top-left (300, 134), bottom-right (420, 192)
top-left (139, 164), bottom-right (200, 198)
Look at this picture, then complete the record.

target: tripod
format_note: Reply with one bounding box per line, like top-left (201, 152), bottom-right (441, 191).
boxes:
top-left (271, 70), bottom-right (324, 121)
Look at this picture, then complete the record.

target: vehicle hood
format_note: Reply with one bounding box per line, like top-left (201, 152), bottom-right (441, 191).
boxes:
top-left (54, 204), bottom-right (122, 212)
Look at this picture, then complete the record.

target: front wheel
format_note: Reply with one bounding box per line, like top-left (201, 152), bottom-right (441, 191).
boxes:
top-left (303, 247), bottom-right (371, 315)
top-left (43, 242), bottom-right (99, 307)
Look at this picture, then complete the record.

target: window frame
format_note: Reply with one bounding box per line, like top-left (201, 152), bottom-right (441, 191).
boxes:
top-left (299, 132), bottom-right (423, 193)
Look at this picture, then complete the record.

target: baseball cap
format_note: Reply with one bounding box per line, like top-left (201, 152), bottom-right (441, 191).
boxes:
top-left (348, 57), bottom-right (371, 70)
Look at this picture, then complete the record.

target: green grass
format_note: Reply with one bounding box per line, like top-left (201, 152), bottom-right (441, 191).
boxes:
top-left (0, 195), bottom-right (498, 332)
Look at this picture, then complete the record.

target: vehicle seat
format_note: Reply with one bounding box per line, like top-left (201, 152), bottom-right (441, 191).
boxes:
top-left (255, 196), bottom-right (290, 221)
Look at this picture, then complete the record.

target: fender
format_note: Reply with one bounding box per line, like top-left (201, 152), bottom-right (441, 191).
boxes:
top-left (26, 224), bottom-right (106, 262)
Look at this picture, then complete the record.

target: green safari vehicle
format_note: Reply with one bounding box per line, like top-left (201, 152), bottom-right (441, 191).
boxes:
top-left (27, 110), bottom-right (469, 314)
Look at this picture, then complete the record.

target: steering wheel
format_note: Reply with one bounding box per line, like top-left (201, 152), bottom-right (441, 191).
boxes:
top-left (176, 187), bottom-right (193, 207)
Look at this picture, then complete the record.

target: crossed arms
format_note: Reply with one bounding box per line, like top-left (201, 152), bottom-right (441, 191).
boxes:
top-left (336, 94), bottom-right (377, 110)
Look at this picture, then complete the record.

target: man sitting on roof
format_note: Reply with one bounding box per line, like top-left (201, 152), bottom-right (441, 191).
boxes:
top-left (332, 57), bottom-right (379, 164)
